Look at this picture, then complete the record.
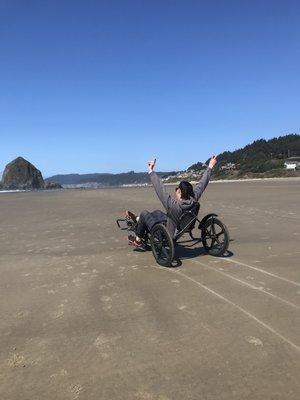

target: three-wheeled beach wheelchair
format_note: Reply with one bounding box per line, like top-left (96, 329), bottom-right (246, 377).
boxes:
top-left (116, 203), bottom-right (230, 267)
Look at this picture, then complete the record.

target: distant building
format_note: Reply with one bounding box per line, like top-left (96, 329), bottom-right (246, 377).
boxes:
top-left (284, 157), bottom-right (300, 170)
top-left (221, 162), bottom-right (236, 171)
top-left (162, 168), bottom-right (205, 183)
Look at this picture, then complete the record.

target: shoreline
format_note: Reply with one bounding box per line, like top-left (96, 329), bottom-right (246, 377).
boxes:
top-left (204, 176), bottom-right (300, 184)
top-left (1, 176), bottom-right (300, 193)
top-left (166, 176), bottom-right (300, 185)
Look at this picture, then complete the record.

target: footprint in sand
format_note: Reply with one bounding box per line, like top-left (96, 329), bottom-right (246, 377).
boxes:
top-left (50, 368), bottom-right (68, 380)
top-left (246, 336), bottom-right (263, 347)
top-left (93, 333), bottom-right (121, 359)
top-left (7, 352), bottom-right (26, 368)
top-left (14, 310), bottom-right (30, 319)
top-left (50, 304), bottom-right (65, 319)
top-left (69, 383), bottom-right (83, 399)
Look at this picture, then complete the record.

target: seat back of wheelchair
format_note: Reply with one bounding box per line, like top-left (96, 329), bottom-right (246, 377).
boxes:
top-left (173, 202), bottom-right (200, 241)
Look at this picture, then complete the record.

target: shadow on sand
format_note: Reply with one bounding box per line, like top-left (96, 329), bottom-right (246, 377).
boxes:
top-left (170, 239), bottom-right (234, 268)
top-left (134, 237), bottom-right (234, 268)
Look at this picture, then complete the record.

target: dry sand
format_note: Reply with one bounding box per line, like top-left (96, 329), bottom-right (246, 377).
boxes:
top-left (0, 179), bottom-right (299, 399)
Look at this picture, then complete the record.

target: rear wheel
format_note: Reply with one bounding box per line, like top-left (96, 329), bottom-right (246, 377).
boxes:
top-left (150, 224), bottom-right (174, 267)
top-left (201, 217), bottom-right (229, 256)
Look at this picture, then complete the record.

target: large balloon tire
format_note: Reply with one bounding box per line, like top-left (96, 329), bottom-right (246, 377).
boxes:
top-left (150, 224), bottom-right (175, 267)
top-left (201, 217), bottom-right (229, 257)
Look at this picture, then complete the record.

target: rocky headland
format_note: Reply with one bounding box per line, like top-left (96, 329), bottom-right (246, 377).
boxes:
top-left (1, 157), bottom-right (62, 190)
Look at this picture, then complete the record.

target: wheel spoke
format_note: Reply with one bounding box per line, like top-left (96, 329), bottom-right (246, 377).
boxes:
top-left (161, 247), bottom-right (169, 259)
top-left (204, 228), bottom-right (213, 239)
top-left (211, 238), bottom-right (216, 247)
top-left (211, 220), bottom-right (216, 236)
top-left (215, 238), bottom-right (221, 246)
top-left (154, 238), bottom-right (160, 245)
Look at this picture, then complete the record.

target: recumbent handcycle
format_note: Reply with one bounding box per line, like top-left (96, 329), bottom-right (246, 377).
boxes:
top-left (117, 203), bottom-right (229, 267)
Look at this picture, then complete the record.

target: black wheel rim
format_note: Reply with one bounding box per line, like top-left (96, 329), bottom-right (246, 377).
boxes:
top-left (203, 219), bottom-right (227, 254)
top-left (152, 229), bottom-right (171, 261)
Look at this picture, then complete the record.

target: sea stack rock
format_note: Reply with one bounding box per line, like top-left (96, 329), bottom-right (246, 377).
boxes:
top-left (2, 157), bottom-right (45, 190)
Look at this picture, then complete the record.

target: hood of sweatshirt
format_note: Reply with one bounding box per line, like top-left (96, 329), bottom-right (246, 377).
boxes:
top-left (179, 197), bottom-right (197, 211)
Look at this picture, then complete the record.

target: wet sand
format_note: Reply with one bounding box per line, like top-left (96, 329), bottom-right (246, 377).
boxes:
top-left (0, 180), bottom-right (299, 399)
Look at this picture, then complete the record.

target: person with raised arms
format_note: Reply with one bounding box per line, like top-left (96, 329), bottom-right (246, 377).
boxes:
top-left (126, 155), bottom-right (217, 248)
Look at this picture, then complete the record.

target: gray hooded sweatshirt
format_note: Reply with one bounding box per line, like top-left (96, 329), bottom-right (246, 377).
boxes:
top-left (149, 167), bottom-right (212, 236)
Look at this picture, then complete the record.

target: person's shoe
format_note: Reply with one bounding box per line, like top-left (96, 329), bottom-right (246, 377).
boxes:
top-left (128, 236), bottom-right (145, 249)
top-left (125, 210), bottom-right (137, 223)
top-left (128, 234), bottom-right (136, 243)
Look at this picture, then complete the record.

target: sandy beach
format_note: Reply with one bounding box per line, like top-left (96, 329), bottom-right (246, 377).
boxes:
top-left (0, 179), bottom-right (299, 399)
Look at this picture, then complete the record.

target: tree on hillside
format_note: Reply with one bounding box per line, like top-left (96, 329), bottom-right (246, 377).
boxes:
top-left (190, 134), bottom-right (300, 174)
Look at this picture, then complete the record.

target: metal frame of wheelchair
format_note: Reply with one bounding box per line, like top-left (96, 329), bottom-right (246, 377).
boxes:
top-left (117, 203), bottom-right (229, 267)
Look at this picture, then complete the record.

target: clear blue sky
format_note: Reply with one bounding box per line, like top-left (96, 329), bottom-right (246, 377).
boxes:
top-left (1, 0), bottom-right (299, 177)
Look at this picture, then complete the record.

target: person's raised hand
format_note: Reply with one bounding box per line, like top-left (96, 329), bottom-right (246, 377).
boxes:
top-left (148, 158), bottom-right (156, 173)
top-left (208, 155), bottom-right (217, 169)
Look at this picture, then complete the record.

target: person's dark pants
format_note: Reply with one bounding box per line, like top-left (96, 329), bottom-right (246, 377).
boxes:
top-left (136, 210), bottom-right (167, 238)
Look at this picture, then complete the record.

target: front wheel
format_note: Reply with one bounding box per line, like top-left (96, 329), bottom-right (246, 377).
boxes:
top-left (150, 224), bottom-right (175, 267)
top-left (201, 217), bottom-right (229, 257)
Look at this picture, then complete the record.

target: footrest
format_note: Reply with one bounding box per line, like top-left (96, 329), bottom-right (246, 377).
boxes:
top-left (116, 218), bottom-right (136, 231)
top-left (116, 219), bottom-right (129, 230)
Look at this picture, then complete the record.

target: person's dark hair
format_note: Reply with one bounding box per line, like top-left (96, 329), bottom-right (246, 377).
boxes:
top-left (179, 181), bottom-right (194, 200)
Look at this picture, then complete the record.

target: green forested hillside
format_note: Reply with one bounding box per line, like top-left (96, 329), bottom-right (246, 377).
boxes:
top-left (45, 171), bottom-right (176, 186)
top-left (45, 134), bottom-right (300, 186)
top-left (189, 134), bottom-right (300, 176)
